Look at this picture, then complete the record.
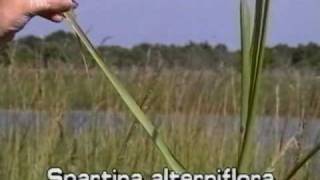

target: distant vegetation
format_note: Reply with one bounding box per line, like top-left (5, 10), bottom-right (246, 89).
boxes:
top-left (1, 30), bottom-right (320, 72)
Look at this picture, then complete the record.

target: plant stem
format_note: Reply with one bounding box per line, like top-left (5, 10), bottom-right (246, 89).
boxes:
top-left (238, 0), bottom-right (270, 172)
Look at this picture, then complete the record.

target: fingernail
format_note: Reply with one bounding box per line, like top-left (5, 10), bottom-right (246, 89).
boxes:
top-left (72, 0), bottom-right (79, 8)
top-left (52, 15), bottom-right (65, 22)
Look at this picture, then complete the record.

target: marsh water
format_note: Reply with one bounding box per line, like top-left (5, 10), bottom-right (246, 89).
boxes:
top-left (1, 110), bottom-right (319, 144)
top-left (1, 109), bottom-right (320, 172)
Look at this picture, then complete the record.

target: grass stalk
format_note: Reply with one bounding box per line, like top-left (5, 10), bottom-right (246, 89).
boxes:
top-left (238, 0), bottom-right (270, 172)
top-left (239, 0), bottom-right (252, 158)
top-left (63, 12), bottom-right (185, 172)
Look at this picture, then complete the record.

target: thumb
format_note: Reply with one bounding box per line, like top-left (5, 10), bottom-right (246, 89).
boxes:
top-left (26, 0), bottom-right (76, 15)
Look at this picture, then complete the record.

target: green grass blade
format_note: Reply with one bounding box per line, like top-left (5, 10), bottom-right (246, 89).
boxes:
top-left (284, 142), bottom-right (320, 180)
top-left (239, 0), bottom-right (253, 159)
top-left (64, 12), bottom-right (185, 172)
top-left (238, 0), bottom-right (270, 172)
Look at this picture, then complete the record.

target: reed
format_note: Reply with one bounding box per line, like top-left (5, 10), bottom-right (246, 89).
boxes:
top-left (238, 1), bottom-right (320, 178)
top-left (238, 0), bottom-right (270, 172)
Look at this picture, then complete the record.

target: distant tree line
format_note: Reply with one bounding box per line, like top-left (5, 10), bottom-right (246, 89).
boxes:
top-left (1, 30), bottom-right (320, 71)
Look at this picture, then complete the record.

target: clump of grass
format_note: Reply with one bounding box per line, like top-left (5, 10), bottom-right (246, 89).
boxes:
top-left (238, 1), bottom-right (320, 179)
top-left (63, 12), bottom-right (185, 172)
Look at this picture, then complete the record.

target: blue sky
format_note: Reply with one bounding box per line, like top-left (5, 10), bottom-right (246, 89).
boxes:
top-left (19, 0), bottom-right (320, 50)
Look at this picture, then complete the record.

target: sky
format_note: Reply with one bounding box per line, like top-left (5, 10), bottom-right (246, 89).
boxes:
top-left (19, 0), bottom-right (320, 50)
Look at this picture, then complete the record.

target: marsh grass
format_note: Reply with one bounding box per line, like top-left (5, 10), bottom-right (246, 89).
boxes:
top-left (0, 67), bottom-right (319, 116)
top-left (1, 107), bottom-right (320, 179)
top-left (238, 0), bottom-right (270, 172)
top-left (0, 66), bottom-right (320, 179)
top-left (238, 0), bottom-right (320, 178)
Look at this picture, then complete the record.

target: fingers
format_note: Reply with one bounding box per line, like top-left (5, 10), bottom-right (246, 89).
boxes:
top-left (49, 14), bottom-right (65, 22)
top-left (0, 0), bottom-right (78, 41)
top-left (39, 12), bottom-right (65, 22)
top-left (26, 0), bottom-right (78, 23)
top-left (27, 0), bottom-right (77, 15)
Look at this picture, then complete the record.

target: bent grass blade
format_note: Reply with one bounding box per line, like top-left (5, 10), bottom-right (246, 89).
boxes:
top-left (64, 12), bottom-right (185, 173)
top-left (284, 142), bottom-right (320, 180)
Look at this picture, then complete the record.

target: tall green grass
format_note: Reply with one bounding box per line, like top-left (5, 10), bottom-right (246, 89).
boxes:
top-left (238, 1), bottom-right (320, 179)
top-left (0, 67), bottom-right (320, 179)
top-left (238, 0), bottom-right (270, 172)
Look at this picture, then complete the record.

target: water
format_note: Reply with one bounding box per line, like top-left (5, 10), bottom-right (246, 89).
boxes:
top-left (1, 109), bottom-right (320, 175)
top-left (0, 109), bottom-right (319, 144)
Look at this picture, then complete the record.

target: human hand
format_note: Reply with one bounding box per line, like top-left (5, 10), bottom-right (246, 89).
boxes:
top-left (0, 0), bottom-right (78, 42)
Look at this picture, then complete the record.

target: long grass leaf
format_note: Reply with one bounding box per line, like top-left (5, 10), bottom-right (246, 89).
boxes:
top-left (239, 0), bottom-right (253, 160)
top-left (64, 12), bottom-right (185, 172)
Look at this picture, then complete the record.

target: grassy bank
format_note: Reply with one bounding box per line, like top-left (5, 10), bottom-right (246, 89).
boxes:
top-left (0, 66), bottom-right (319, 118)
top-left (0, 66), bottom-right (319, 179)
